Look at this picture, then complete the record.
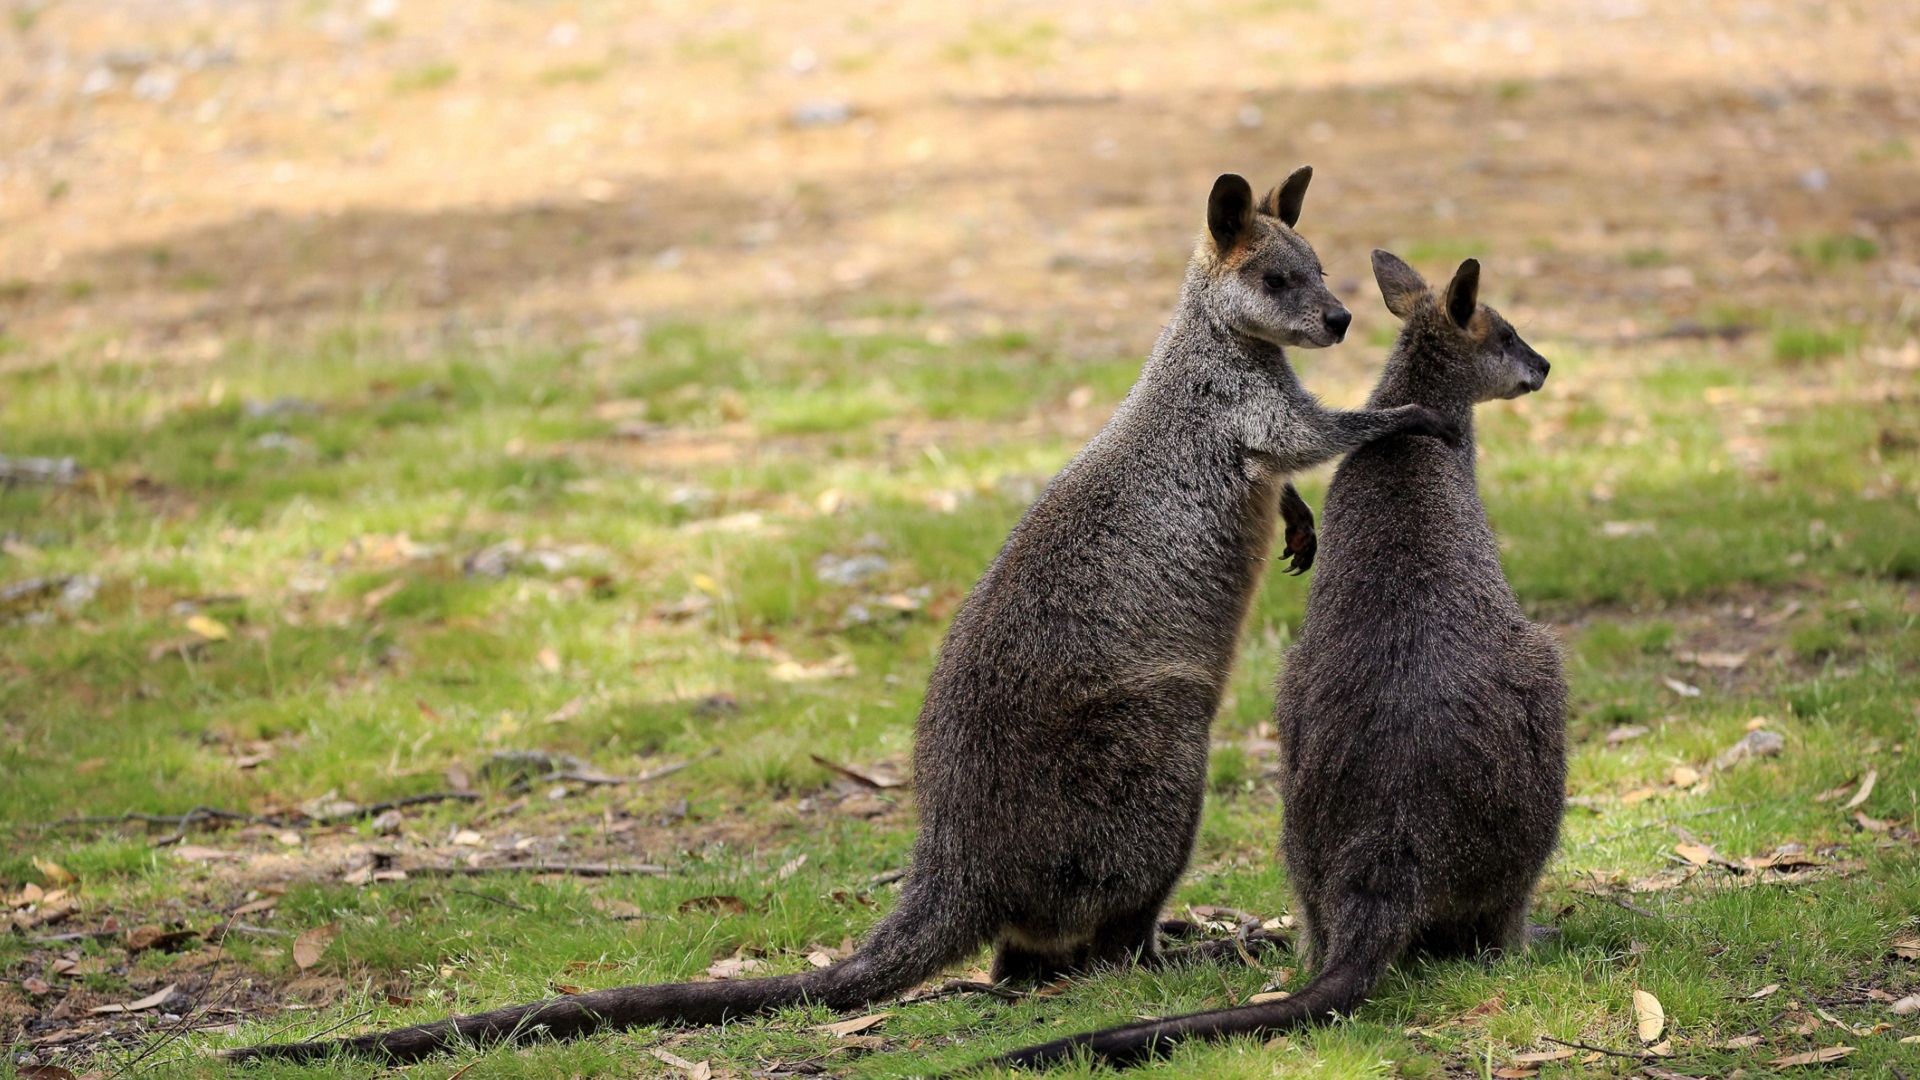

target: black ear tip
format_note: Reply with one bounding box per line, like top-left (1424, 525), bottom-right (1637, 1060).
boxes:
top-left (1457, 258), bottom-right (1481, 276)
top-left (1291, 164), bottom-right (1313, 180)
top-left (1214, 173), bottom-right (1250, 190)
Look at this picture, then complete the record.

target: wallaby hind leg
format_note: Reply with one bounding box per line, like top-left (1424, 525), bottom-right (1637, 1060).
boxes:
top-left (1084, 906), bottom-right (1164, 971)
top-left (990, 942), bottom-right (1083, 987)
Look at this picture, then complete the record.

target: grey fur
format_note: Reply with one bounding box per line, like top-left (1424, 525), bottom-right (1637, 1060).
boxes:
top-left (224, 179), bottom-right (1453, 1066)
top-left (990, 250), bottom-right (1565, 1071)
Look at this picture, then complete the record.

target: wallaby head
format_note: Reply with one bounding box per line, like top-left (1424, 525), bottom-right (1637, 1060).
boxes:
top-left (1371, 249), bottom-right (1549, 402)
top-left (1197, 167), bottom-right (1351, 349)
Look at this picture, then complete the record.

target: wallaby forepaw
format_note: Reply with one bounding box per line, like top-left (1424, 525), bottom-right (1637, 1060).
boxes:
top-left (1278, 483), bottom-right (1317, 575)
top-left (1411, 406), bottom-right (1463, 446)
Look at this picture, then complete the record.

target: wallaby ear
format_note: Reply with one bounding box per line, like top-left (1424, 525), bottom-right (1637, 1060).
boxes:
top-left (1443, 258), bottom-right (1480, 330)
top-left (1258, 165), bottom-right (1312, 228)
top-left (1207, 173), bottom-right (1256, 253)
top-left (1370, 249), bottom-right (1429, 320)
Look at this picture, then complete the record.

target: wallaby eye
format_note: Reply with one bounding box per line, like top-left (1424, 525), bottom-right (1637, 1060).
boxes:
top-left (1262, 272), bottom-right (1287, 290)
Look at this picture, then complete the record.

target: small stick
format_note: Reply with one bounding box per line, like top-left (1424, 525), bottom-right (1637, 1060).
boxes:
top-left (317, 791), bottom-right (481, 823)
top-left (1540, 1035), bottom-right (1649, 1060)
top-left (537, 748), bottom-right (722, 789)
top-left (917, 979), bottom-right (1025, 1002)
top-left (868, 868), bottom-right (908, 887)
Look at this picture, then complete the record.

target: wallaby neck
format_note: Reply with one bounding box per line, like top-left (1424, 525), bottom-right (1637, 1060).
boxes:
top-left (1364, 338), bottom-right (1479, 463)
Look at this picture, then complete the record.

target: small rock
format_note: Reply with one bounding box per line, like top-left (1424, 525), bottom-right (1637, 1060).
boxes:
top-left (1714, 728), bottom-right (1785, 770)
top-left (791, 99), bottom-right (850, 127)
top-left (815, 553), bottom-right (889, 586)
top-left (369, 809), bottom-right (404, 835)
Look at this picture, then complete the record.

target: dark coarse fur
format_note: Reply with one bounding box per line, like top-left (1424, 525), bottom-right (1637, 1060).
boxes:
top-left (990, 250), bottom-right (1565, 1072)
top-left (224, 176), bottom-right (1455, 1066)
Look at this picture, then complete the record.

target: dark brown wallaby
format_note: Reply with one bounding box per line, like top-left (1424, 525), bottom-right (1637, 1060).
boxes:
top-left (990, 250), bottom-right (1565, 1072)
top-left (225, 176), bottom-right (1455, 1066)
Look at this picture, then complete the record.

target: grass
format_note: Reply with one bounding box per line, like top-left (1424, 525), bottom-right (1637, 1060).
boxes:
top-left (2, 312), bottom-right (1918, 1079)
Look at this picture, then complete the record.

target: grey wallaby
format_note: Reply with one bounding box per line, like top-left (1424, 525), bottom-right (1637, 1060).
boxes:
top-left (991, 250), bottom-right (1566, 1071)
top-left (225, 174), bottom-right (1455, 1065)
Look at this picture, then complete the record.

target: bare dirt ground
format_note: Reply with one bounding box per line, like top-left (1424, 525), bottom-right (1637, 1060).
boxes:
top-left (2, 0), bottom-right (1917, 381)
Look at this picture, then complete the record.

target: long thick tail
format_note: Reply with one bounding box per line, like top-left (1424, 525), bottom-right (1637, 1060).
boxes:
top-left (986, 899), bottom-right (1404, 1072)
top-left (225, 884), bottom-right (976, 1064)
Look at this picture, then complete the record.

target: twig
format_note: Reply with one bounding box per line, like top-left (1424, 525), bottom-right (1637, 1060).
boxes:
top-left (318, 791), bottom-right (482, 823)
top-left (867, 868), bottom-right (908, 888)
top-left (29, 929), bottom-right (124, 943)
top-left (228, 923), bottom-right (290, 937)
top-left (447, 1060), bottom-right (482, 1080)
top-left (1540, 1035), bottom-right (1649, 1060)
top-left (275, 1008), bottom-right (374, 1047)
top-left (407, 861), bottom-right (669, 878)
top-left (49, 808), bottom-right (261, 831)
top-left (914, 979), bottom-right (1025, 1002)
top-left (535, 748), bottom-right (722, 790)
top-left (113, 976), bottom-right (246, 1078)
top-left (152, 805), bottom-right (228, 846)
top-left (447, 888), bottom-right (532, 912)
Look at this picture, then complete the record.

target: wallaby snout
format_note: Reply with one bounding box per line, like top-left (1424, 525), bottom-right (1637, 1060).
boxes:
top-left (1322, 306), bottom-right (1352, 343)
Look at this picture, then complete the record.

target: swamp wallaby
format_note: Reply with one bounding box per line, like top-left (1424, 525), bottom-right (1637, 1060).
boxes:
top-left (226, 175), bottom-right (1455, 1065)
top-left (991, 250), bottom-right (1565, 1071)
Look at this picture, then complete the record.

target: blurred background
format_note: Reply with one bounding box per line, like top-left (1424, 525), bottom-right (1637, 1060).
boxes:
top-left (3, 0), bottom-right (1915, 369)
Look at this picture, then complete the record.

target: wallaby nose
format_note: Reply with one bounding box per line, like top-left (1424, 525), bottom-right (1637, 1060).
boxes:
top-left (1323, 308), bottom-right (1352, 341)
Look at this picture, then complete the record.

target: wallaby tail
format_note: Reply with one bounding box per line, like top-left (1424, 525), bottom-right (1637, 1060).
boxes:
top-left (225, 884), bottom-right (977, 1065)
top-left (984, 901), bottom-right (1404, 1072)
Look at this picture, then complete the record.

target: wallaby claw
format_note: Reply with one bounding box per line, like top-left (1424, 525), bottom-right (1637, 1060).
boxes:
top-left (1278, 483), bottom-right (1317, 575)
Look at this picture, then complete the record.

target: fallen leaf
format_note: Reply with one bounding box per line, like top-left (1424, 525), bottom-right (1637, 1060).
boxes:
top-left (1463, 993), bottom-right (1505, 1021)
top-left (1840, 769), bottom-right (1877, 810)
top-left (1748, 983), bottom-right (1782, 999)
top-left (1647, 1038), bottom-right (1673, 1056)
top-left (1853, 811), bottom-right (1891, 833)
top-left (808, 754), bottom-right (908, 789)
top-left (185, 614), bottom-right (231, 641)
top-left (1662, 676), bottom-right (1702, 698)
top-left (1622, 786), bottom-right (1659, 805)
top-left (807, 950), bottom-right (834, 968)
top-left (705, 955), bottom-right (764, 979)
top-left (549, 982), bottom-right (587, 995)
top-left (1512, 1049), bottom-right (1574, 1064)
top-left (16, 1066), bottom-right (78, 1080)
top-left (125, 925), bottom-right (198, 952)
top-left (1745, 715), bottom-right (1771, 731)
top-left (22, 975), bottom-right (54, 995)
top-left (1684, 650), bottom-right (1748, 669)
top-left (1769, 1046), bottom-right (1854, 1066)
top-left (1633, 987), bottom-right (1666, 1042)
top-left (1891, 993), bottom-right (1920, 1016)
top-left (1720, 1034), bottom-right (1763, 1048)
top-left (90, 982), bottom-right (178, 1014)
top-left (1607, 725), bottom-right (1650, 745)
top-left (1671, 765), bottom-right (1701, 787)
top-left (31, 857), bottom-right (76, 885)
top-left (452, 829), bottom-right (484, 846)
top-left (1247, 990), bottom-right (1292, 1004)
top-left (1894, 935), bottom-right (1920, 960)
top-left (231, 897), bottom-right (278, 916)
top-left (777, 854), bottom-right (809, 879)
top-left (1674, 843), bottom-right (1713, 866)
top-left (648, 1047), bottom-right (711, 1078)
top-left (1492, 1069), bottom-right (1536, 1079)
top-left (536, 646), bottom-right (562, 673)
top-left (815, 1012), bottom-right (894, 1038)
top-left (677, 895), bottom-right (748, 916)
top-left (293, 923), bottom-right (340, 970)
